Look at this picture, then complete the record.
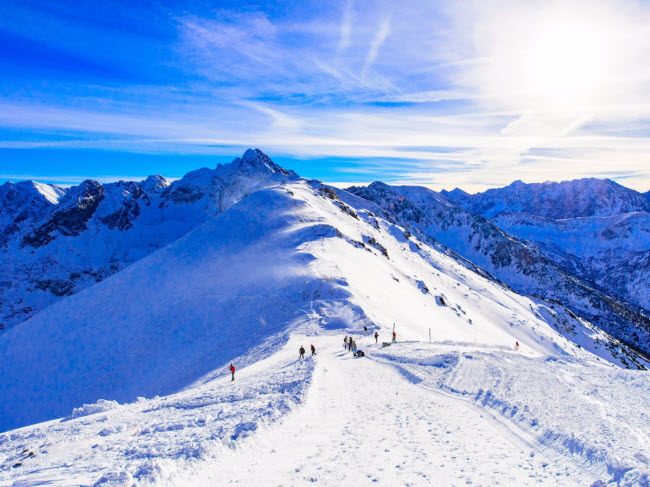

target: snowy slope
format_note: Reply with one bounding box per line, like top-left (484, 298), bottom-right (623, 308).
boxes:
top-left (0, 149), bottom-right (294, 331)
top-left (441, 178), bottom-right (650, 315)
top-left (1, 153), bottom-right (649, 486)
top-left (346, 182), bottom-right (650, 358)
top-left (1, 176), bottom-right (642, 423)
top-left (492, 210), bottom-right (650, 311)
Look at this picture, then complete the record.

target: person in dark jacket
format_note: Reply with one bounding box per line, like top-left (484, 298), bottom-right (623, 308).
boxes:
top-left (311, 344), bottom-right (316, 356)
top-left (363, 325), bottom-right (368, 335)
top-left (229, 364), bottom-right (235, 381)
top-left (374, 331), bottom-right (379, 343)
top-left (299, 346), bottom-right (306, 359)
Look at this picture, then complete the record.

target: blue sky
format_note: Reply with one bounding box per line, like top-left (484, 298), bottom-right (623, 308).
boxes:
top-left (2, 0), bottom-right (650, 191)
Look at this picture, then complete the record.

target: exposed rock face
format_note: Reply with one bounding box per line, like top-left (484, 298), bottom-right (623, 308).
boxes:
top-left (0, 181), bottom-right (66, 246)
top-left (23, 180), bottom-right (105, 248)
top-left (490, 211), bottom-right (650, 312)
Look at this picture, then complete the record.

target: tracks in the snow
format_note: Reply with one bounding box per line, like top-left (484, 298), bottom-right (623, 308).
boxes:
top-left (367, 350), bottom-right (606, 486)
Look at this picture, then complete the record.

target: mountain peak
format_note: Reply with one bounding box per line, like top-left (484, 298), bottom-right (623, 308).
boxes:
top-left (0, 180), bottom-right (66, 206)
top-left (231, 148), bottom-right (296, 177)
top-left (141, 174), bottom-right (170, 193)
top-left (440, 187), bottom-right (470, 204)
top-left (241, 148), bottom-right (269, 164)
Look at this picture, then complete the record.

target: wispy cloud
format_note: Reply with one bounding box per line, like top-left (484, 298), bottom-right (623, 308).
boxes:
top-left (2, 0), bottom-right (650, 192)
top-left (337, 0), bottom-right (354, 57)
top-left (361, 16), bottom-right (391, 82)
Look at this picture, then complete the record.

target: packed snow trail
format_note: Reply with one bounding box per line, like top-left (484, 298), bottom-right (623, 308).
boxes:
top-left (184, 336), bottom-right (594, 486)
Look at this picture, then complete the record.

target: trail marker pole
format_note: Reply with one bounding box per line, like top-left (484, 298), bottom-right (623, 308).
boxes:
top-left (429, 328), bottom-right (431, 342)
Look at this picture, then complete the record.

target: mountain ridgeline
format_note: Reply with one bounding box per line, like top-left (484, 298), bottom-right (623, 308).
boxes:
top-left (1, 150), bottom-right (649, 363)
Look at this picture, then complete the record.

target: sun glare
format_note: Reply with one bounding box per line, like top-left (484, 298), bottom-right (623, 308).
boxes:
top-left (523, 18), bottom-right (607, 109)
top-left (461, 1), bottom-right (639, 118)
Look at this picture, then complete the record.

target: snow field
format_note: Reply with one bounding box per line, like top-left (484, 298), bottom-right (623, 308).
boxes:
top-left (0, 335), bottom-right (316, 486)
top-left (1, 178), bottom-right (649, 486)
top-left (372, 342), bottom-right (650, 486)
top-left (185, 335), bottom-right (597, 487)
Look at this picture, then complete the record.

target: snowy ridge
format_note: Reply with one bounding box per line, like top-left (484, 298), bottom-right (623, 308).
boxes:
top-left (347, 182), bottom-right (650, 358)
top-left (443, 177), bottom-right (650, 220)
top-left (0, 149), bottom-right (297, 331)
top-left (442, 178), bottom-right (650, 319)
top-left (1, 151), bottom-right (649, 486)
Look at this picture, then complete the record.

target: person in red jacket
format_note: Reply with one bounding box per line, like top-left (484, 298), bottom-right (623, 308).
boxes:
top-left (392, 331), bottom-right (397, 343)
top-left (230, 363), bottom-right (236, 381)
top-left (311, 344), bottom-right (316, 356)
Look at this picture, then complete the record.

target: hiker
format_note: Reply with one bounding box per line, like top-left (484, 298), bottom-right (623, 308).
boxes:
top-left (344, 336), bottom-right (348, 350)
top-left (351, 340), bottom-right (357, 354)
top-left (229, 363), bottom-right (236, 381)
top-left (311, 344), bottom-right (316, 356)
top-left (392, 331), bottom-right (397, 343)
top-left (299, 346), bottom-right (306, 359)
top-left (363, 325), bottom-right (368, 335)
top-left (374, 331), bottom-right (379, 343)
top-left (514, 341), bottom-right (520, 351)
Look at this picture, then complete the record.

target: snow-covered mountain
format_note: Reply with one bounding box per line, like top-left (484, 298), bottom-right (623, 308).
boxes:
top-left (490, 210), bottom-right (650, 312)
top-left (442, 178), bottom-right (650, 219)
top-left (1, 152), bottom-right (649, 486)
top-left (440, 178), bottom-right (650, 316)
top-left (0, 180), bottom-right (66, 247)
top-left (0, 149), bottom-right (295, 331)
top-left (346, 182), bottom-right (650, 358)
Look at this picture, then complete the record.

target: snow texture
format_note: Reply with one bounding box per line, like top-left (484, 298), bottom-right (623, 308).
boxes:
top-left (1, 151), bottom-right (649, 486)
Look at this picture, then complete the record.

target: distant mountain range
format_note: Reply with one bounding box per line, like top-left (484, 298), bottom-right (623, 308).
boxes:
top-left (1, 152), bottom-right (649, 365)
top-left (441, 178), bottom-right (650, 219)
top-left (440, 179), bottom-right (650, 314)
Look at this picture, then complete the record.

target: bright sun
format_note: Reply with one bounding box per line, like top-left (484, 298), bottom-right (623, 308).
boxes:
top-left (466, 2), bottom-right (630, 116)
top-left (522, 18), bottom-right (607, 109)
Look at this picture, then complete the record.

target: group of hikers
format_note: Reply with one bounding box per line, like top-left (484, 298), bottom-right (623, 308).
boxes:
top-left (228, 343), bottom-right (317, 381)
top-left (343, 336), bottom-right (357, 352)
top-left (298, 344), bottom-right (317, 359)
top-left (228, 328), bottom-right (520, 382)
top-left (343, 334), bottom-right (371, 357)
